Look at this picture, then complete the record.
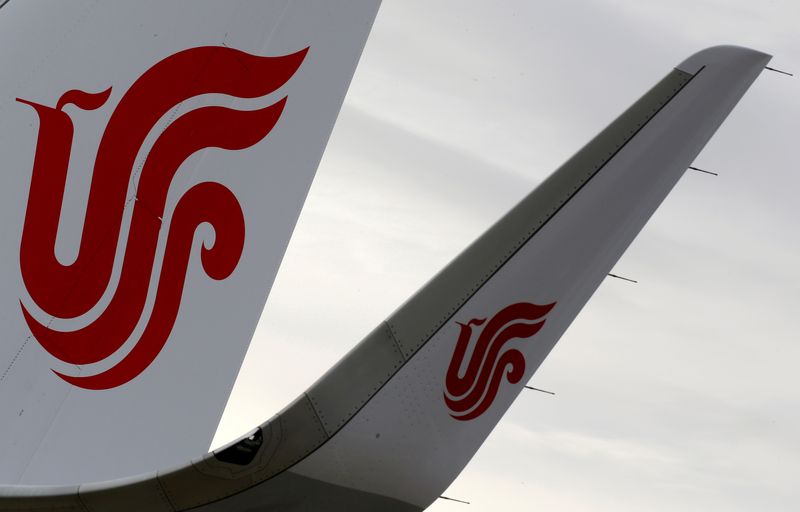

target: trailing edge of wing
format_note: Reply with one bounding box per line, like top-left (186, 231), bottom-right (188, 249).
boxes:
top-left (0, 45), bottom-right (770, 512)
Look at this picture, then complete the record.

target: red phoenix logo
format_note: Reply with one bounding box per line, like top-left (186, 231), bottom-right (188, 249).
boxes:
top-left (18, 46), bottom-right (307, 390)
top-left (444, 301), bottom-right (556, 421)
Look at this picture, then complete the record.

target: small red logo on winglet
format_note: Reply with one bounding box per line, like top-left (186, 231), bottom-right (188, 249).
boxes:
top-left (18, 46), bottom-right (308, 390)
top-left (444, 301), bottom-right (556, 421)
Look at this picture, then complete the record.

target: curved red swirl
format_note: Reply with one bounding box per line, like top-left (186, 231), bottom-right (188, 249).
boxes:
top-left (18, 46), bottom-right (307, 389)
top-left (55, 182), bottom-right (243, 389)
top-left (444, 302), bottom-right (556, 421)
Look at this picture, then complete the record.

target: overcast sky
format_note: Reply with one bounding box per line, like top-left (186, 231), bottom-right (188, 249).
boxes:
top-left (213, 1), bottom-right (799, 510)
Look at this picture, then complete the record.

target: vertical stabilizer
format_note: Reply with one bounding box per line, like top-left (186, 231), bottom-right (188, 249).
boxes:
top-left (0, 0), bottom-right (381, 484)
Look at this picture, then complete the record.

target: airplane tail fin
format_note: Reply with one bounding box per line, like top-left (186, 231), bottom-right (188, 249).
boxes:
top-left (0, 46), bottom-right (770, 511)
top-left (0, 0), bottom-right (381, 485)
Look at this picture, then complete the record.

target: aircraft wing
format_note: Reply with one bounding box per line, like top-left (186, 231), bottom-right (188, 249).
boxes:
top-left (0, 45), bottom-right (769, 511)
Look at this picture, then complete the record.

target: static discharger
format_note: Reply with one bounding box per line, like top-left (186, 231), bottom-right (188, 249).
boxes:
top-left (765, 66), bottom-right (794, 77)
top-left (606, 273), bottom-right (638, 284)
top-left (439, 496), bottom-right (471, 505)
top-left (688, 165), bottom-right (719, 176)
top-left (524, 385), bottom-right (555, 396)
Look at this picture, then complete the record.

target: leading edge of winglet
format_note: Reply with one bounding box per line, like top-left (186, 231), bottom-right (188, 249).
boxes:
top-left (676, 44), bottom-right (771, 74)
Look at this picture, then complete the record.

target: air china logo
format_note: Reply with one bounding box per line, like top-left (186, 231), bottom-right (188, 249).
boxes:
top-left (444, 302), bottom-right (556, 421)
top-left (17, 46), bottom-right (308, 390)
